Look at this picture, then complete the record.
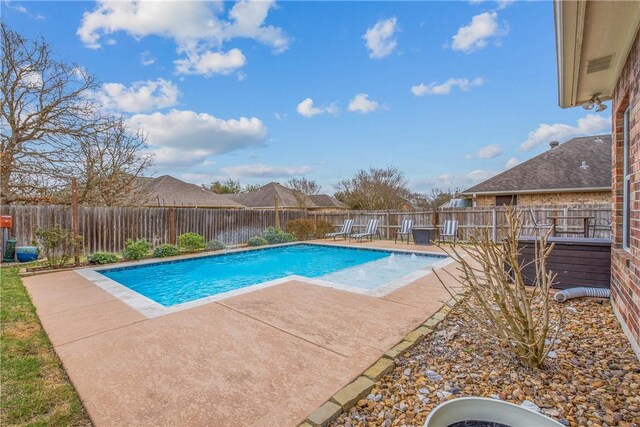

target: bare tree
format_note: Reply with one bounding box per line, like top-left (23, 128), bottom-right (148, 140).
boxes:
top-left (287, 177), bottom-right (321, 195)
top-left (287, 177), bottom-right (320, 209)
top-left (434, 208), bottom-right (562, 368)
top-left (334, 166), bottom-right (411, 210)
top-left (1, 24), bottom-right (105, 204)
top-left (412, 186), bottom-right (462, 211)
top-left (76, 118), bottom-right (153, 206)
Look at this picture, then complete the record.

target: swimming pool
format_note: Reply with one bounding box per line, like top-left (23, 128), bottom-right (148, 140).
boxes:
top-left (81, 243), bottom-right (449, 317)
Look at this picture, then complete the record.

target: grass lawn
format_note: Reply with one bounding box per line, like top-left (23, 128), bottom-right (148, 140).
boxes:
top-left (1, 267), bottom-right (91, 426)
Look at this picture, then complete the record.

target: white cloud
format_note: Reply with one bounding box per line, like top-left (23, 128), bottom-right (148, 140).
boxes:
top-left (174, 48), bottom-right (246, 76)
top-left (180, 173), bottom-right (219, 186)
top-left (466, 143), bottom-right (502, 159)
top-left (219, 164), bottom-right (312, 178)
top-left (347, 93), bottom-right (384, 114)
top-left (520, 114), bottom-right (610, 151)
top-left (505, 157), bottom-right (521, 169)
top-left (126, 109), bottom-right (267, 167)
top-left (94, 78), bottom-right (180, 113)
top-left (140, 51), bottom-right (156, 66)
top-left (363, 17), bottom-right (398, 59)
top-left (296, 98), bottom-right (337, 118)
top-left (411, 77), bottom-right (483, 96)
top-left (76, 0), bottom-right (289, 75)
top-left (451, 12), bottom-right (506, 53)
top-left (469, 0), bottom-right (514, 9)
top-left (411, 169), bottom-right (497, 192)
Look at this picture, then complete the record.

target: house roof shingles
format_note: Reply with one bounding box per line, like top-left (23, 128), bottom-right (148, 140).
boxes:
top-left (461, 135), bottom-right (612, 195)
top-left (228, 182), bottom-right (348, 209)
top-left (308, 194), bottom-right (349, 209)
top-left (138, 175), bottom-right (244, 208)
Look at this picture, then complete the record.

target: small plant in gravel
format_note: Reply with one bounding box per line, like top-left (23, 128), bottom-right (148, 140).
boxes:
top-left (153, 244), bottom-right (181, 258)
top-left (262, 227), bottom-right (295, 244)
top-left (88, 252), bottom-right (119, 265)
top-left (177, 232), bottom-right (206, 252)
top-left (434, 207), bottom-right (562, 369)
top-left (122, 238), bottom-right (152, 260)
top-left (247, 237), bottom-right (268, 247)
top-left (208, 239), bottom-right (226, 251)
top-left (35, 226), bottom-right (82, 268)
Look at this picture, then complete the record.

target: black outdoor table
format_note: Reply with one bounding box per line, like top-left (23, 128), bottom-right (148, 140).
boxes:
top-left (411, 227), bottom-right (437, 245)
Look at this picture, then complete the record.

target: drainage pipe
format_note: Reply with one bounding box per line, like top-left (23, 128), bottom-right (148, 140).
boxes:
top-left (554, 287), bottom-right (610, 303)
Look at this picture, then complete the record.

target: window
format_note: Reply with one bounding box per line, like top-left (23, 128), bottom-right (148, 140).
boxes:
top-left (496, 195), bottom-right (518, 206)
top-left (623, 106), bottom-right (631, 251)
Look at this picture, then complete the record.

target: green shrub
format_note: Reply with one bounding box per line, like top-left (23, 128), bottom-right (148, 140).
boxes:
top-left (208, 239), bottom-right (226, 251)
top-left (314, 219), bottom-right (335, 239)
top-left (153, 244), bottom-right (181, 258)
top-left (88, 252), bottom-right (119, 265)
top-left (262, 227), bottom-right (296, 244)
top-left (122, 238), bottom-right (151, 260)
top-left (177, 232), bottom-right (206, 252)
top-left (247, 237), bottom-right (269, 247)
top-left (35, 226), bottom-right (82, 268)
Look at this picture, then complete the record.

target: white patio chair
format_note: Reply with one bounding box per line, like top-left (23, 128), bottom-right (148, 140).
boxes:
top-left (439, 220), bottom-right (458, 243)
top-left (350, 219), bottom-right (381, 242)
top-left (395, 219), bottom-right (414, 244)
top-left (324, 219), bottom-right (354, 240)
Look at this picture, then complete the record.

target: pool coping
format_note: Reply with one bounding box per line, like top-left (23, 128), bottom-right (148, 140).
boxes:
top-left (75, 242), bottom-right (454, 319)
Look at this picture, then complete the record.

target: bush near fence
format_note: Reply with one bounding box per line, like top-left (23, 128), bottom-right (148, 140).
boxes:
top-left (1, 204), bottom-right (611, 254)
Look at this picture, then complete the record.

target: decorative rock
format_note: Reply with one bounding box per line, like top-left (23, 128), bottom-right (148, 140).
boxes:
top-left (547, 351), bottom-right (558, 359)
top-left (521, 400), bottom-right (541, 413)
top-left (425, 369), bottom-right (443, 382)
top-left (403, 368), bottom-right (411, 376)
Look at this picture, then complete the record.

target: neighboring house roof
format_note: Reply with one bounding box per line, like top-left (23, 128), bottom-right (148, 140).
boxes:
top-left (308, 194), bottom-right (349, 209)
top-left (228, 182), bottom-right (313, 208)
top-left (461, 135), bottom-right (612, 196)
top-left (228, 182), bottom-right (349, 209)
top-left (137, 175), bottom-right (244, 208)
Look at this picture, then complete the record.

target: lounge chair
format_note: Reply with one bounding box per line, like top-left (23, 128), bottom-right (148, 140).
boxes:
top-left (325, 219), bottom-right (354, 240)
top-left (439, 220), bottom-right (458, 243)
top-left (395, 219), bottom-right (414, 244)
top-left (350, 219), bottom-right (381, 242)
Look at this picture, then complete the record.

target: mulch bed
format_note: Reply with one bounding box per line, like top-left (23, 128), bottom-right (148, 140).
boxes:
top-left (331, 298), bottom-right (640, 427)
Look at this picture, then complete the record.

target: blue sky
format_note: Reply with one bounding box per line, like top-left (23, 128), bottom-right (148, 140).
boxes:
top-left (3, 0), bottom-right (611, 193)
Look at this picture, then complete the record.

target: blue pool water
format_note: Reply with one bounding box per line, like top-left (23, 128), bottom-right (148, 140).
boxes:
top-left (100, 244), bottom-right (445, 306)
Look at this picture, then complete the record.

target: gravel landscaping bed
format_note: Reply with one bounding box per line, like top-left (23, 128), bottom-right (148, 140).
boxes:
top-left (331, 298), bottom-right (640, 427)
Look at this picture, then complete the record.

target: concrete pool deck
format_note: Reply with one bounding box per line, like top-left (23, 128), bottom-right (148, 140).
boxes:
top-left (24, 240), bottom-right (463, 426)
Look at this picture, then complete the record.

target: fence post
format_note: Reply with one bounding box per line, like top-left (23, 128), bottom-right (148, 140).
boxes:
top-left (433, 210), bottom-right (439, 240)
top-left (71, 178), bottom-right (80, 266)
top-left (385, 212), bottom-right (390, 239)
top-left (168, 208), bottom-right (175, 244)
top-left (492, 207), bottom-right (497, 242)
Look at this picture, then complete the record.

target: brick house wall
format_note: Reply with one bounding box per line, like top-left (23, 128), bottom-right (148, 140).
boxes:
top-left (611, 28), bottom-right (640, 359)
top-left (472, 191), bottom-right (610, 207)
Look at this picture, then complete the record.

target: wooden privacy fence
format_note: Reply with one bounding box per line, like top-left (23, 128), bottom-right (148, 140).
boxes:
top-left (1, 203), bottom-right (612, 254)
top-left (312, 204), bottom-right (612, 241)
top-left (1, 205), bottom-right (307, 253)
